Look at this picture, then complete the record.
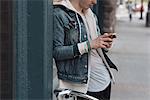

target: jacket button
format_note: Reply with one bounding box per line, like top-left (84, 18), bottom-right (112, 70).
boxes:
top-left (83, 80), bottom-right (87, 83)
top-left (85, 65), bottom-right (87, 68)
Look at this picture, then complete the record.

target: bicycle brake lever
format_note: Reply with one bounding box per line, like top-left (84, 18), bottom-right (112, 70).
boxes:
top-left (58, 90), bottom-right (71, 96)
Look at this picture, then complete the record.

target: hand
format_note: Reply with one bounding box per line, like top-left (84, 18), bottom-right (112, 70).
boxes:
top-left (90, 33), bottom-right (114, 49)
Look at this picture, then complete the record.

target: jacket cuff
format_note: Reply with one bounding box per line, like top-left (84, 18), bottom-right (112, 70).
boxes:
top-left (73, 44), bottom-right (80, 57)
top-left (77, 41), bottom-right (88, 55)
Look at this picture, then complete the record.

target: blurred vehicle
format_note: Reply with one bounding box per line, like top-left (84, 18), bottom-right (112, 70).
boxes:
top-left (132, 4), bottom-right (144, 12)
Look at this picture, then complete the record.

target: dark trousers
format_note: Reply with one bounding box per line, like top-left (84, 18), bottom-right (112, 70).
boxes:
top-left (129, 14), bottom-right (132, 21)
top-left (78, 83), bottom-right (111, 100)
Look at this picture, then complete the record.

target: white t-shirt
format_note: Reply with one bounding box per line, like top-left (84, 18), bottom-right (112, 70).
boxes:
top-left (88, 49), bottom-right (111, 92)
top-left (81, 14), bottom-right (111, 92)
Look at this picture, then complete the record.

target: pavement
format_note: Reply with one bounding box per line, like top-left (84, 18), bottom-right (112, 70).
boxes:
top-left (109, 4), bottom-right (150, 100)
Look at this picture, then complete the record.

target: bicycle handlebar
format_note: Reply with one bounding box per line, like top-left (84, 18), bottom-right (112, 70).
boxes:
top-left (54, 89), bottom-right (99, 100)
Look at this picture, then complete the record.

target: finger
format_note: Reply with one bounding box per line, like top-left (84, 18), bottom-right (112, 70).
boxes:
top-left (107, 43), bottom-right (112, 48)
top-left (104, 33), bottom-right (115, 35)
top-left (103, 33), bottom-right (109, 35)
top-left (106, 45), bottom-right (111, 48)
top-left (109, 42), bottom-right (112, 45)
top-left (101, 33), bottom-right (114, 38)
top-left (101, 44), bottom-right (107, 48)
top-left (101, 37), bottom-right (113, 42)
top-left (102, 41), bottom-right (110, 47)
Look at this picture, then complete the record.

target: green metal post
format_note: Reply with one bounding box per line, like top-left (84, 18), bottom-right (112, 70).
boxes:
top-left (14, 0), bottom-right (53, 99)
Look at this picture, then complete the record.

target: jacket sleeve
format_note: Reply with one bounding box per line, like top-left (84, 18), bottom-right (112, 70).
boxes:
top-left (53, 10), bottom-right (80, 61)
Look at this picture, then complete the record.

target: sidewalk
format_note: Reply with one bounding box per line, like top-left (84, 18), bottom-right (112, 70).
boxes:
top-left (109, 5), bottom-right (150, 100)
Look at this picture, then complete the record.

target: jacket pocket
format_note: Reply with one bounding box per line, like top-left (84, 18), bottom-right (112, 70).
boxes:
top-left (64, 21), bottom-right (79, 45)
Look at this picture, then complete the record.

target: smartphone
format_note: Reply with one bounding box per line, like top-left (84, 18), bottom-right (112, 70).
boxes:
top-left (109, 33), bottom-right (117, 38)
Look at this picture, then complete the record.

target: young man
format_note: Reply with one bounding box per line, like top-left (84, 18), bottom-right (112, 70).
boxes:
top-left (53, 0), bottom-right (118, 99)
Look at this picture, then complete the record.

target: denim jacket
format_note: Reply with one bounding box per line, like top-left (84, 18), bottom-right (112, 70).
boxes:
top-left (53, 5), bottom-right (118, 84)
top-left (53, 5), bottom-right (89, 83)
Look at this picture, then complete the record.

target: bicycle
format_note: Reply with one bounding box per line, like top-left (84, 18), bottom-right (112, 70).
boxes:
top-left (54, 89), bottom-right (99, 100)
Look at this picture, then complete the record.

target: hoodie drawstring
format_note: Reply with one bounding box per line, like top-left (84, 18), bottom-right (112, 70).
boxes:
top-left (75, 13), bottom-right (82, 42)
